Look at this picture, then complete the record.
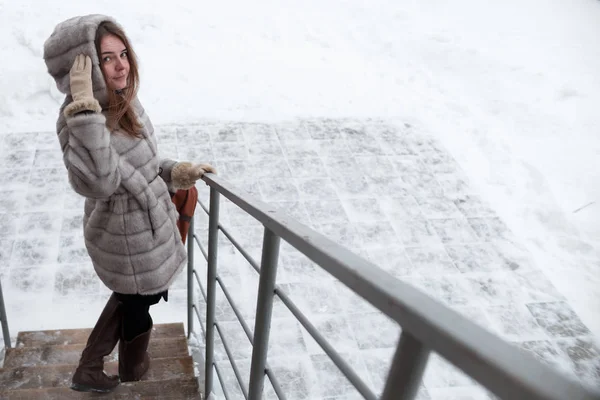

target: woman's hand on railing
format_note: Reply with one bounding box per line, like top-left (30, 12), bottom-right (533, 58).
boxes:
top-left (171, 162), bottom-right (216, 190)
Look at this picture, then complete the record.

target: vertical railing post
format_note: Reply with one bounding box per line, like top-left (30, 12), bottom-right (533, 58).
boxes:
top-left (187, 214), bottom-right (195, 339)
top-left (381, 332), bottom-right (430, 400)
top-left (205, 187), bottom-right (221, 396)
top-left (248, 228), bottom-right (281, 400)
top-left (0, 279), bottom-right (10, 349)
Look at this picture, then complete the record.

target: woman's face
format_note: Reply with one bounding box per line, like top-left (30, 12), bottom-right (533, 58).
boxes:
top-left (99, 34), bottom-right (130, 91)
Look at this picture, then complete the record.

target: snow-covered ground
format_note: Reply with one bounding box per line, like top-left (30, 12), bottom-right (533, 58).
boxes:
top-left (1, 0), bottom-right (599, 397)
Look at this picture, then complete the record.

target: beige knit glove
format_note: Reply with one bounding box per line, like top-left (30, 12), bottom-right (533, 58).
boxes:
top-left (63, 54), bottom-right (102, 117)
top-left (171, 162), bottom-right (216, 190)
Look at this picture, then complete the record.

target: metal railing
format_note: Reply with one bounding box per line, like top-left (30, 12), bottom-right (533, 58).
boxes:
top-left (187, 173), bottom-right (600, 400)
top-left (0, 279), bottom-right (11, 349)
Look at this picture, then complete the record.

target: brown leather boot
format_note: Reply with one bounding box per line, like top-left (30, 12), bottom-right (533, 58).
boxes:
top-left (119, 315), bottom-right (152, 382)
top-left (71, 293), bottom-right (122, 393)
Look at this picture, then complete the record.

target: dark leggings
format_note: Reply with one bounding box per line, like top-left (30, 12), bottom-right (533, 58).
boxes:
top-left (114, 291), bottom-right (167, 341)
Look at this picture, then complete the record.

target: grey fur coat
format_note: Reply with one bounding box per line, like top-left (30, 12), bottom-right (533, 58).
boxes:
top-left (43, 15), bottom-right (187, 295)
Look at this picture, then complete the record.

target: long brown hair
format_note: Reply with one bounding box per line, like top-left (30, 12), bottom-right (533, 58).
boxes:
top-left (95, 21), bottom-right (142, 137)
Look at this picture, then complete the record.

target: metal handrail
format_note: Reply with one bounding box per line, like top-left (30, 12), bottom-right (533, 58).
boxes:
top-left (186, 202), bottom-right (383, 398)
top-left (189, 215), bottom-right (289, 398)
top-left (188, 219), bottom-right (379, 399)
top-left (187, 174), bottom-right (600, 400)
top-left (187, 202), bottom-right (288, 398)
top-left (188, 197), bottom-right (389, 399)
top-left (0, 279), bottom-right (11, 349)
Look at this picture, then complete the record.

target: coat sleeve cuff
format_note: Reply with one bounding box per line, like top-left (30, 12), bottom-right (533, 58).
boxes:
top-left (171, 162), bottom-right (196, 190)
top-left (64, 98), bottom-right (102, 118)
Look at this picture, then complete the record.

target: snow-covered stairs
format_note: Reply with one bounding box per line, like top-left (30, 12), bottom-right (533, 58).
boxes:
top-left (0, 323), bottom-right (202, 399)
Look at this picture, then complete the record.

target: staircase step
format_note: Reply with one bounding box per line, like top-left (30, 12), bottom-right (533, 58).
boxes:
top-left (2, 377), bottom-right (201, 399)
top-left (16, 323), bottom-right (185, 348)
top-left (2, 337), bottom-right (188, 368)
top-left (0, 356), bottom-right (195, 391)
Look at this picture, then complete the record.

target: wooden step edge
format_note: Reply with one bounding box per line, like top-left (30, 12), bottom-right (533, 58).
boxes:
top-left (2, 376), bottom-right (201, 400)
top-left (16, 323), bottom-right (186, 347)
top-left (3, 337), bottom-right (190, 369)
top-left (0, 356), bottom-right (196, 393)
top-left (0, 354), bottom-right (195, 371)
top-left (0, 355), bottom-right (196, 375)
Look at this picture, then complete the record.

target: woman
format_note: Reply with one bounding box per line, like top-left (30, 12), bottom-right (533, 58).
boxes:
top-left (43, 15), bottom-right (214, 393)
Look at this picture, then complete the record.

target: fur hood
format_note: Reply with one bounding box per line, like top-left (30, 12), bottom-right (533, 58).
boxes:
top-left (43, 14), bottom-right (118, 108)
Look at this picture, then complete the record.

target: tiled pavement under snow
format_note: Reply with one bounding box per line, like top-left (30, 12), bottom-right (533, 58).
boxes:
top-left (1, 119), bottom-right (599, 399)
